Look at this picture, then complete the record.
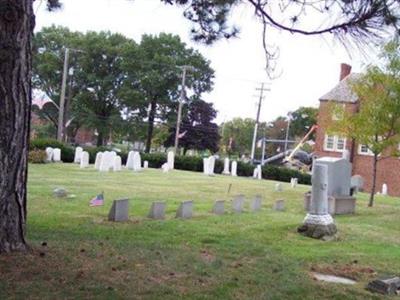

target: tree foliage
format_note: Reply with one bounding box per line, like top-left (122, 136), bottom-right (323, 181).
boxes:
top-left (329, 39), bottom-right (400, 206)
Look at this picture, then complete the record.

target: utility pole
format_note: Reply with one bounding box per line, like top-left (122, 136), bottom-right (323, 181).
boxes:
top-left (250, 83), bottom-right (270, 163)
top-left (57, 48), bottom-right (69, 142)
top-left (284, 112), bottom-right (292, 152)
top-left (174, 65), bottom-right (194, 154)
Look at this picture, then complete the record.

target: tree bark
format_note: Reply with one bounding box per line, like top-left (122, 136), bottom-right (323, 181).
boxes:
top-left (145, 99), bottom-right (157, 153)
top-left (96, 131), bottom-right (104, 147)
top-left (368, 153), bottom-right (378, 207)
top-left (0, 0), bottom-right (33, 253)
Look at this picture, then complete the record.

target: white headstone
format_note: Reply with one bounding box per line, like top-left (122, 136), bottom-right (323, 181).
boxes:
top-left (133, 152), bottom-right (141, 171)
top-left (223, 158), bottom-right (230, 175)
top-left (167, 151), bottom-right (174, 170)
top-left (126, 151), bottom-right (134, 170)
top-left (74, 147), bottom-right (83, 163)
top-left (291, 178), bottom-right (298, 188)
top-left (203, 157), bottom-right (210, 175)
top-left (161, 162), bottom-right (169, 173)
top-left (143, 160), bottom-right (149, 169)
top-left (99, 151), bottom-right (112, 172)
top-left (382, 183), bottom-right (388, 196)
top-left (80, 151), bottom-right (89, 168)
top-left (45, 147), bottom-right (54, 162)
top-left (208, 156), bottom-right (215, 175)
top-left (231, 161), bottom-right (237, 177)
top-left (53, 148), bottom-right (61, 162)
top-left (94, 152), bottom-right (103, 169)
top-left (257, 165), bottom-right (262, 180)
top-left (275, 183), bottom-right (283, 192)
top-left (113, 155), bottom-right (122, 171)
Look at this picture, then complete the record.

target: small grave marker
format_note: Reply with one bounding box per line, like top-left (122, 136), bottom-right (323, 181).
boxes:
top-left (176, 201), bottom-right (193, 219)
top-left (108, 198), bottom-right (129, 222)
top-left (212, 200), bottom-right (225, 215)
top-left (273, 199), bottom-right (285, 211)
top-left (275, 183), bottom-right (283, 192)
top-left (148, 202), bottom-right (166, 219)
top-left (250, 195), bottom-right (262, 212)
top-left (232, 195), bottom-right (245, 213)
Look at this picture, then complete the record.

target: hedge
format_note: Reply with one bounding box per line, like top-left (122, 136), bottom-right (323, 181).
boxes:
top-left (30, 138), bottom-right (74, 162)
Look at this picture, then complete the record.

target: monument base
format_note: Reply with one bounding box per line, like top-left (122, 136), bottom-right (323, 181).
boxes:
top-left (297, 214), bottom-right (337, 239)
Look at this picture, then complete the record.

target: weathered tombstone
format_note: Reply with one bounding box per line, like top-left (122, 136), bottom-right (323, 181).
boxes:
top-left (161, 162), bottom-right (169, 173)
top-left (208, 156), bottom-right (216, 175)
top-left (367, 277), bottom-right (400, 295)
top-left (108, 198), bottom-right (129, 222)
top-left (257, 165), bottom-right (262, 180)
top-left (232, 195), bottom-right (245, 213)
top-left (275, 183), bottom-right (283, 192)
top-left (231, 161), bottom-right (237, 177)
top-left (80, 151), bottom-right (89, 168)
top-left (203, 157), bottom-right (210, 175)
top-left (45, 147), bottom-right (54, 162)
top-left (298, 163), bottom-right (337, 239)
top-left (291, 178), bottom-right (298, 188)
top-left (273, 199), bottom-right (285, 211)
top-left (148, 202), bottom-right (166, 219)
top-left (250, 195), bottom-right (262, 212)
top-left (53, 187), bottom-right (67, 198)
top-left (167, 151), bottom-right (174, 170)
top-left (382, 183), bottom-right (388, 196)
top-left (222, 158), bottom-right (230, 175)
top-left (175, 201), bottom-right (193, 219)
top-left (94, 152), bottom-right (103, 169)
top-left (113, 155), bottom-right (122, 171)
top-left (315, 157), bottom-right (351, 197)
top-left (53, 148), bottom-right (61, 162)
top-left (133, 152), bottom-right (142, 171)
top-left (99, 151), bottom-right (112, 172)
top-left (126, 151), bottom-right (134, 170)
top-left (143, 160), bottom-right (149, 169)
top-left (212, 200), bottom-right (225, 215)
top-left (74, 147), bottom-right (83, 163)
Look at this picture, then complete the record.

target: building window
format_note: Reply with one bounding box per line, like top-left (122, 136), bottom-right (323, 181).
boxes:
top-left (324, 135), bottom-right (346, 152)
top-left (358, 144), bottom-right (374, 156)
top-left (332, 104), bottom-right (345, 121)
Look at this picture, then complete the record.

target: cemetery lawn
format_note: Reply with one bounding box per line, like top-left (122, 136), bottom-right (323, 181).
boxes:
top-left (1, 164), bottom-right (400, 300)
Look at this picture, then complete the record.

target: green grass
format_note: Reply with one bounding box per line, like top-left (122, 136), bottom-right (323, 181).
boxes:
top-left (1, 163), bottom-right (400, 299)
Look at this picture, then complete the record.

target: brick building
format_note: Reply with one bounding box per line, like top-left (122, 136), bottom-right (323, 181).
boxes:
top-left (314, 64), bottom-right (400, 197)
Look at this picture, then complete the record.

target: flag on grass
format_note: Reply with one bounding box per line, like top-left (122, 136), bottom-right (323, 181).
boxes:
top-left (90, 192), bottom-right (104, 207)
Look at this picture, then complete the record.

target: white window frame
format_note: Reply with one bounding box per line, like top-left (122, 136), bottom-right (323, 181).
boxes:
top-left (323, 134), bottom-right (346, 152)
top-left (358, 144), bottom-right (374, 156)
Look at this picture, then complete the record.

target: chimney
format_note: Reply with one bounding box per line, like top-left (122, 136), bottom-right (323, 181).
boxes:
top-left (339, 63), bottom-right (352, 81)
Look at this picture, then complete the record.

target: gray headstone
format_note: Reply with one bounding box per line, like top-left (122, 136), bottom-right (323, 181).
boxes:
top-left (108, 198), bottom-right (129, 222)
top-left (212, 200), bottom-right (225, 215)
top-left (273, 199), bottom-right (285, 211)
top-left (310, 163), bottom-right (329, 215)
top-left (148, 202), bottom-right (166, 219)
top-left (232, 195), bottom-right (245, 213)
top-left (250, 195), bottom-right (262, 212)
top-left (53, 187), bottom-right (67, 198)
top-left (275, 183), bottom-right (283, 192)
top-left (176, 201), bottom-right (193, 219)
top-left (315, 157), bottom-right (351, 197)
top-left (350, 175), bottom-right (364, 193)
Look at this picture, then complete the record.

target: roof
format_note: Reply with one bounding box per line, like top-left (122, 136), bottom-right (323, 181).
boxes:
top-left (319, 73), bottom-right (361, 103)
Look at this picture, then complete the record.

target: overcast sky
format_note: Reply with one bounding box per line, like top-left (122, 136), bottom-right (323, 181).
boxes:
top-left (34, 0), bottom-right (380, 123)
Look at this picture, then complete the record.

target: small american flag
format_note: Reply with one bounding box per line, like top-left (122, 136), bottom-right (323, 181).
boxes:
top-left (89, 193), bottom-right (104, 207)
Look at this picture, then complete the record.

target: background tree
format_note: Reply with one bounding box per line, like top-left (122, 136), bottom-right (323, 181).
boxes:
top-left (329, 40), bottom-right (400, 207)
top-left (165, 99), bottom-right (220, 153)
top-left (289, 107), bottom-right (318, 139)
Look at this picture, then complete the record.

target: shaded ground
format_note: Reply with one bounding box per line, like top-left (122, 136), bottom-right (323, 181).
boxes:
top-left (1, 163), bottom-right (399, 299)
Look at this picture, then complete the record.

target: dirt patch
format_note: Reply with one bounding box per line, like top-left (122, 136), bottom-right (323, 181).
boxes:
top-left (311, 262), bottom-right (376, 281)
top-left (200, 249), bottom-right (216, 263)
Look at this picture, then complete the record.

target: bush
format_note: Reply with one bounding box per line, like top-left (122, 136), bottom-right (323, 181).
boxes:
top-left (28, 149), bottom-right (47, 163)
top-left (30, 138), bottom-right (74, 163)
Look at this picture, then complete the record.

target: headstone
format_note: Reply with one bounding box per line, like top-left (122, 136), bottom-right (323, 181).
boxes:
top-left (212, 200), bottom-right (225, 215)
top-left (250, 195), bottom-right (262, 212)
top-left (291, 178), bottom-right (298, 188)
top-left (143, 160), bottom-right (149, 169)
top-left (273, 199), bottom-right (285, 211)
top-left (126, 151), bottom-right (135, 170)
top-left (80, 151), bottom-right (89, 168)
top-left (298, 163), bottom-right (337, 239)
top-left (53, 187), bottom-right (67, 198)
top-left (232, 195), bottom-right (245, 213)
top-left (148, 202), bottom-right (166, 219)
top-left (108, 198), bottom-right (129, 222)
top-left (175, 201), bottom-right (193, 219)
top-left (45, 147), bottom-right (54, 162)
top-left (53, 148), bottom-right (61, 162)
top-left (161, 162), bottom-right (169, 173)
top-left (382, 183), bottom-right (388, 196)
top-left (275, 183), bottom-right (283, 192)
top-left (208, 156), bottom-right (215, 175)
top-left (74, 147), bottom-right (83, 163)
top-left (231, 161), bottom-right (237, 177)
top-left (257, 165), bottom-right (262, 180)
top-left (167, 151), bottom-right (174, 170)
top-left (222, 158), bottom-right (230, 175)
top-left (133, 152), bottom-right (141, 171)
top-left (315, 157), bottom-right (351, 197)
top-left (367, 277), bottom-right (400, 295)
top-left (94, 152), bottom-right (103, 169)
top-left (99, 151), bottom-right (112, 172)
top-left (203, 157), bottom-right (209, 175)
top-left (113, 155), bottom-right (122, 171)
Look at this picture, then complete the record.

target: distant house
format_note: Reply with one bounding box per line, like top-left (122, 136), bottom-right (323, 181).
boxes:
top-left (314, 64), bottom-right (400, 196)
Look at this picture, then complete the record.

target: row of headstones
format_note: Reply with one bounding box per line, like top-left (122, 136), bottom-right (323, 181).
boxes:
top-left (108, 195), bottom-right (286, 222)
top-left (45, 147), bottom-right (62, 162)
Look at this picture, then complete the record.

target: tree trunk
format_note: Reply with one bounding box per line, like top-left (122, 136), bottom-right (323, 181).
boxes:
top-left (368, 153), bottom-right (378, 207)
top-left (145, 99), bottom-right (157, 153)
top-left (97, 131), bottom-right (104, 147)
top-left (0, 0), bottom-right (33, 253)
